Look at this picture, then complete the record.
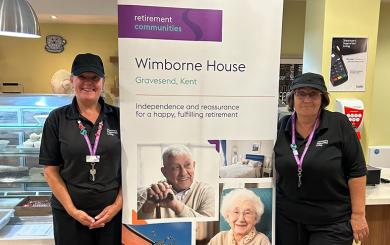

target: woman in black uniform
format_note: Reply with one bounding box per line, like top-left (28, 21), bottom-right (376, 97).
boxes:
top-left (39, 53), bottom-right (122, 245)
top-left (274, 73), bottom-right (369, 245)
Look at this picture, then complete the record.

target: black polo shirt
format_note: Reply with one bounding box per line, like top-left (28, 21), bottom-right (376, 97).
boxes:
top-left (39, 97), bottom-right (121, 215)
top-left (274, 110), bottom-right (366, 225)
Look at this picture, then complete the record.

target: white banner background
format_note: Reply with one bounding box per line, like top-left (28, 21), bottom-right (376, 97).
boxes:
top-left (119, 0), bottom-right (283, 243)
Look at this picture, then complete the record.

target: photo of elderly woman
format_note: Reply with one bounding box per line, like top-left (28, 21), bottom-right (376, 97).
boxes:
top-left (208, 188), bottom-right (271, 245)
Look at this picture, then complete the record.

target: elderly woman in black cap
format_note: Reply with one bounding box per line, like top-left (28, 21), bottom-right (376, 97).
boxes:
top-left (40, 53), bottom-right (122, 245)
top-left (274, 72), bottom-right (369, 245)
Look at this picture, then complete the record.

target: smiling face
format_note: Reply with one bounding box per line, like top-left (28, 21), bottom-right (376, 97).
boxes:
top-left (71, 72), bottom-right (104, 105)
top-left (293, 87), bottom-right (322, 118)
top-left (161, 154), bottom-right (195, 192)
top-left (227, 200), bottom-right (257, 237)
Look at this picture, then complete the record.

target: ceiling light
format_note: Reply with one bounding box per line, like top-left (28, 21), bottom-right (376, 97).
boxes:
top-left (0, 0), bottom-right (40, 38)
top-left (51, 15), bottom-right (57, 20)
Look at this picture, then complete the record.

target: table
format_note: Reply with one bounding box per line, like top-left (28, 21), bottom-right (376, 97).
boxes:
top-left (363, 168), bottom-right (390, 245)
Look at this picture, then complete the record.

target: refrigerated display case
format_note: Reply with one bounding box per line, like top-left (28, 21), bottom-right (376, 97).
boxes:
top-left (0, 94), bottom-right (73, 196)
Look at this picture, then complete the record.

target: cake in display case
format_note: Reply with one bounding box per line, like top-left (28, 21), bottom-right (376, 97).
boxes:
top-left (14, 196), bottom-right (51, 216)
top-left (0, 94), bottom-right (73, 191)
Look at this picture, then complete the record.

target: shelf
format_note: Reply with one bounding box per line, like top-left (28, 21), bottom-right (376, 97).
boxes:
top-left (0, 168), bottom-right (45, 184)
top-left (0, 146), bottom-right (39, 156)
top-left (0, 125), bottom-right (43, 129)
top-left (0, 176), bottom-right (45, 183)
top-left (0, 191), bottom-right (51, 198)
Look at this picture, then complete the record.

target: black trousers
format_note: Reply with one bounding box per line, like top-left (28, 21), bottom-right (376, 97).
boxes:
top-left (276, 212), bottom-right (353, 245)
top-left (52, 208), bottom-right (122, 245)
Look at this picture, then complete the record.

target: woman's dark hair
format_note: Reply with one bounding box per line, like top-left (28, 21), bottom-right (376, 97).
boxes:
top-left (286, 89), bottom-right (330, 112)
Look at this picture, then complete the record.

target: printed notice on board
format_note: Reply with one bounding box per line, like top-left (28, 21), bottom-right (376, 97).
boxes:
top-left (329, 37), bottom-right (368, 91)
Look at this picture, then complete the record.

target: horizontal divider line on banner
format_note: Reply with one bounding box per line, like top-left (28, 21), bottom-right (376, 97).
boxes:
top-left (135, 94), bottom-right (276, 98)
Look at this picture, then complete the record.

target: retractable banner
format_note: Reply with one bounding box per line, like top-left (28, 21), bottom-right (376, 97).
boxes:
top-left (118, 0), bottom-right (283, 243)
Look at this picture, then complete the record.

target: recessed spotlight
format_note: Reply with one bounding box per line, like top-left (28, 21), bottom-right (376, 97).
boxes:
top-left (51, 15), bottom-right (57, 20)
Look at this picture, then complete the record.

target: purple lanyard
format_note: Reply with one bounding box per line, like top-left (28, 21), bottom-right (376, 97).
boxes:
top-left (290, 112), bottom-right (319, 187)
top-left (77, 120), bottom-right (104, 156)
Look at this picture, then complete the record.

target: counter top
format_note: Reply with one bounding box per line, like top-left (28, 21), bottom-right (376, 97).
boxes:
top-left (0, 169), bottom-right (388, 243)
top-left (0, 216), bottom-right (53, 244)
top-left (366, 168), bottom-right (390, 205)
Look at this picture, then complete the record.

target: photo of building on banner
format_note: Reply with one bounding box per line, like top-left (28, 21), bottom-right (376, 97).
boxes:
top-left (122, 222), bottom-right (192, 244)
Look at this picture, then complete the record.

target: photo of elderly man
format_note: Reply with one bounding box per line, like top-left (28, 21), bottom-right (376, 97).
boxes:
top-left (137, 144), bottom-right (215, 219)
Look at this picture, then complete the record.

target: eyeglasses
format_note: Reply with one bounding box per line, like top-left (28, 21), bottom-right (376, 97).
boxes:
top-left (231, 209), bottom-right (255, 219)
top-left (294, 90), bottom-right (322, 100)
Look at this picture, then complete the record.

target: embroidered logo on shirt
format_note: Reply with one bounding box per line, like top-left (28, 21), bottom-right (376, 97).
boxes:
top-left (316, 140), bottom-right (328, 147)
top-left (107, 129), bottom-right (118, 136)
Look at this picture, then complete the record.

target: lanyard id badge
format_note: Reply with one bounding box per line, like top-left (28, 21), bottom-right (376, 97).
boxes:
top-left (78, 120), bottom-right (103, 181)
top-left (290, 112), bottom-right (319, 188)
top-left (86, 155), bottom-right (100, 163)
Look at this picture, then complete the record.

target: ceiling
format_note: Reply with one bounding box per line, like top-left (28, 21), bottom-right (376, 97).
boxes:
top-left (28, 0), bottom-right (389, 24)
top-left (28, 0), bottom-right (117, 24)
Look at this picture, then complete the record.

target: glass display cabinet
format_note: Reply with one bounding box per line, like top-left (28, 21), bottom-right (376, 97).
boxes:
top-left (0, 94), bottom-right (73, 197)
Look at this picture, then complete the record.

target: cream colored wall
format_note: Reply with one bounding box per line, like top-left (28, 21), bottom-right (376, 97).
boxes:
top-left (291, 2), bottom-right (390, 152)
top-left (370, 3), bottom-right (390, 146)
top-left (283, 0), bottom-right (390, 149)
top-left (0, 23), bottom-right (118, 94)
top-left (320, 0), bottom-right (381, 152)
top-left (281, 1), bottom-right (306, 58)
top-left (302, 0), bottom-right (326, 74)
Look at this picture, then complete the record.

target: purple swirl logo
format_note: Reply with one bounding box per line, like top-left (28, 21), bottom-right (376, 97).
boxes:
top-left (118, 5), bottom-right (222, 42)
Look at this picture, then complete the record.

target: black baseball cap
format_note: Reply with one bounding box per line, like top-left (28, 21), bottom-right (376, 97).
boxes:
top-left (71, 53), bottom-right (105, 77)
top-left (289, 72), bottom-right (327, 93)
